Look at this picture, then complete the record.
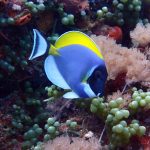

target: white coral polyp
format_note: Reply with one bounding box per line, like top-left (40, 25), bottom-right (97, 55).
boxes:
top-left (12, 4), bottom-right (21, 11)
top-left (37, 0), bottom-right (46, 4)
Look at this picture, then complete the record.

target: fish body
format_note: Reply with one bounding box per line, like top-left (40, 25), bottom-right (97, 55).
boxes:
top-left (29, 29), bottom-right (108, 99)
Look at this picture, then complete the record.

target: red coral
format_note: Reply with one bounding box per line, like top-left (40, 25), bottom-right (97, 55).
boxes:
top-left (139, 136), bottom-right (150, 150)
top-left (92, 25), bottom-right (122, 41)
top-left (108, 26), bottom-right (122, 41)
top-left (14, 11), bottom-right (31, 26)
top-left (3, 0), bottom-right (32, 25)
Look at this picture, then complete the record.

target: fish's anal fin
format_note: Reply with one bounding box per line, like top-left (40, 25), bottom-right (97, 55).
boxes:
top-left (49, 45), bottom-right (60, 56)
top-left (63, 91), bottom-right (80, 99)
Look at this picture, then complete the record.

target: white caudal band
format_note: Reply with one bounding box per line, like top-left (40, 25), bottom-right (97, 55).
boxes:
top-left (83, 83), bottom-right (96, 98)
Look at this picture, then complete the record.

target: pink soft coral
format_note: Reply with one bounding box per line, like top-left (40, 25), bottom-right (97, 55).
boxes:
top-left (130, 23), bottom-right (150, 47)
top-left (91, 35), bottom-right (150, 85)
top-left (44, 136), bottom-right (106, 150)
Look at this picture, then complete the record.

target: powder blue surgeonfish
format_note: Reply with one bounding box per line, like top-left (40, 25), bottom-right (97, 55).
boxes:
top-left (29, 29), bottom-right (108, 99)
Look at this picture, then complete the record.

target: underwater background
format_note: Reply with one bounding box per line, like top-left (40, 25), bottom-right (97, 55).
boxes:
top-left (0, 0), bottom-right (150, 150)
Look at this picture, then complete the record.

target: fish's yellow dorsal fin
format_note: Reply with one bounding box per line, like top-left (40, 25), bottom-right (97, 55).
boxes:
top-left (49, 44), bottom-right (60, 56)
top-left (54, 31), bottom-right (103, 59)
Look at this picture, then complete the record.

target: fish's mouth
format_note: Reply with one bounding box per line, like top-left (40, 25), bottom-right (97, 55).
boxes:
top-left (88, 78), bottom-right (105, 97)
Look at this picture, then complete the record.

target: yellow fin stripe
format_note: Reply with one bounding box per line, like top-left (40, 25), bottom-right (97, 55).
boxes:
top-left (54, 31), bottom-right (103, 59)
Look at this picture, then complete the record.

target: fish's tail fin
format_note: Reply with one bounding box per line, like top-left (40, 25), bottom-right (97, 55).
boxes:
top-left (29, 29), bottom-right (49, 60)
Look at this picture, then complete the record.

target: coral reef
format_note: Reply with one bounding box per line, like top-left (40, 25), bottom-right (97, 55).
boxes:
top-left (0, 0), bottom-right (150, 150)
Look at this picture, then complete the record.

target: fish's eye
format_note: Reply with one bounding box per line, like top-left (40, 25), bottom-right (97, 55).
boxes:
top-left (95, 70), bottom-right (101, 78)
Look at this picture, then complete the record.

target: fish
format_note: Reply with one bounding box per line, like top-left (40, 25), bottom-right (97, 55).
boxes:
top-left (29, 29), bottom-right (108, 99)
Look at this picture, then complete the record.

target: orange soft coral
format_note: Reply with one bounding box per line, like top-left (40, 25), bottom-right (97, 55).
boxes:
top-left (91, 35), bottom-right (150, 84)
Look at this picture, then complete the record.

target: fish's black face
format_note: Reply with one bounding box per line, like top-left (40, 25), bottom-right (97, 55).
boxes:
top-left (88, 63), bottom-right (108, 97)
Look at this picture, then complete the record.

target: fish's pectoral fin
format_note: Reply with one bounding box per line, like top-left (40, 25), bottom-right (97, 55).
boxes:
top-left (49, 45), bottom-right (60, 56)
top-left (29, 29), bottom-right (48, 60)
top-left (63, 91), bottom-right (80, 99)
top-left (82, 83), bottom-right (96, 98)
